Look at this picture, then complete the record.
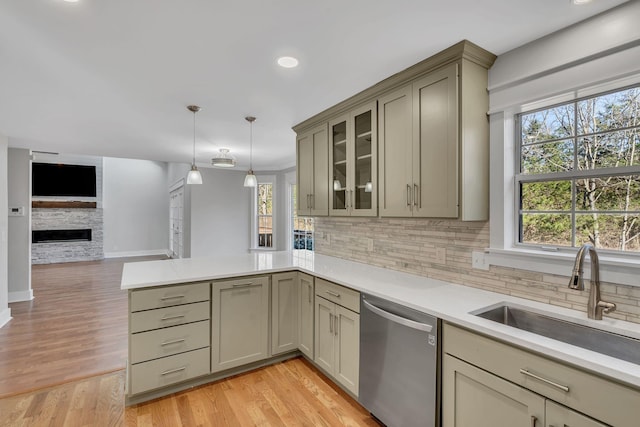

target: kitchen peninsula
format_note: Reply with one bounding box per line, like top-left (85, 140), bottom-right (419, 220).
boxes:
top-left (122, 251), bottom-right (640, 426)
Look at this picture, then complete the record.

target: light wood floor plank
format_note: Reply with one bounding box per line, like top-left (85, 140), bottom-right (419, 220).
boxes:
top-left (0, 256), bottom-right (166, 398)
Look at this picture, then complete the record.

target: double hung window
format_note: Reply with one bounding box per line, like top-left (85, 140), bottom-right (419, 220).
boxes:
top-left (517, 85), bottom-right (640, 253)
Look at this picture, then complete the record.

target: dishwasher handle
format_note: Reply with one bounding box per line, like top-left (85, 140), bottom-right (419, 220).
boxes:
top-left (363, 299), bottom-right (433, 332)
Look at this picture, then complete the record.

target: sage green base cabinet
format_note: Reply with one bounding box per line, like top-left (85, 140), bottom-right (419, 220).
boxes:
top-left (271, 272), bottom-right (299, 355)
top-left (298, 272), bottom-right (315, 359)
top-left (442, 323), bottom-right (639, 427)
top-left (211, 276), bottom-right (270, 372)
top-left (314, 279), bottom-right (360, 396)
top-left (127, 281), bottom-right (211, 396)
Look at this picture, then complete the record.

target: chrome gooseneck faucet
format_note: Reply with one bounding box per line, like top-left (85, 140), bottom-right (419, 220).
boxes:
top-left (568, 244), bottom-right (616, 320)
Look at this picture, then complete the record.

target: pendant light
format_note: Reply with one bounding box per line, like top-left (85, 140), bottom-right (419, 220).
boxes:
top-left (186, 105), bottom-right (203, 185)
top-left (244, 116), bottom-right (257, 188)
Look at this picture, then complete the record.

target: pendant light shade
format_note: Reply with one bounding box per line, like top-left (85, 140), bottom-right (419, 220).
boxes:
top-left (244, 116), bottom-right (257, 188)
top-left (186, 105), bottom-right (203, 185)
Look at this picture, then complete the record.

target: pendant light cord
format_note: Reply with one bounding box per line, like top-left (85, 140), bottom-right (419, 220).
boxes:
top-left (192, 111), bottom-right (196, 165)
top-left (249, 120), bottom-right (253, 171)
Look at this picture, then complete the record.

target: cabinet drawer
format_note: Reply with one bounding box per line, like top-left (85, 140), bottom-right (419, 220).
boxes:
top-left (443, 323), bottom-right (640, 427)
top-left (130, 282), bottom-right (210, 312)
top-left (130, 301), bottom-right (210, 333)
top-left (315, 278), bottom-right (359, 313)
top-left (129, 347), bottom-right (210, 395)
top-left (131, 320), bottom-right (210, 364)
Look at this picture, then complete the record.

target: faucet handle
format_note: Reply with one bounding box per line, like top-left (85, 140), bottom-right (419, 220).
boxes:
top-left (598, 301), bottom-right (617, 314)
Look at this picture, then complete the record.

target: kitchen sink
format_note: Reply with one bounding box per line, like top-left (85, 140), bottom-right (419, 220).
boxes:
top-left (474, 304), bottom-right (640, 365)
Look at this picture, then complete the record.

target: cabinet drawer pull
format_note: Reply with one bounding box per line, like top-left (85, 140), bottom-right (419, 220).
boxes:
top-left (329, 313), bottom-right (333, 334)
top-left (406, 184), bottom-right (412, 207)
top-left (232, 283), bottom-right (253, 289)
top-left (325, 290), bottom-right (340, 298)
top-left (519, 369), bottom-right (569, 392)
top-left (161, 338), bottom-right (186, 346)
top-left (530, 415), bottom-right (537, 427)
top-left (161, 366), bottom-right (187, 376)
top-left (160, 294), bottom-right (185, 301)
top-left (335, 315), bottom-right (339, 336)
top-left (414, 184), bottom-right (419, 207)
top-left (161, 314), bottom-right (186, 321)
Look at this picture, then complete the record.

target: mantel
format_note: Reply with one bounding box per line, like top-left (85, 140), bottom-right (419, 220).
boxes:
top-left (32, 201), bottom-right (97, 209)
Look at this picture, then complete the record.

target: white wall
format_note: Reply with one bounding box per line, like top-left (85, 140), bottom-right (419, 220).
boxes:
top-left (0, 134), bottom-right (11, 327)
top-left (103, 157), bottom-right (170, 257)
top-left (190, 168), bottom-right (251, 257)
top-left (7, 148), bottom-right (31, 302)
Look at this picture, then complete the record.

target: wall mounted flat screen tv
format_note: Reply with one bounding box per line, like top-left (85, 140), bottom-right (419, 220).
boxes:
top-left (32, 163), bottom-right (97, 197)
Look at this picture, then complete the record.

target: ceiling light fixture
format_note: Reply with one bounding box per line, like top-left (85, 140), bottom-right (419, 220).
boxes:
top-left (211, 148), bottom-right (237, 168)
top-left (186, 105), bottom-right (203, 185)
top-left (572, 0), bottom-right (592, 4)
top-left (63, 0), bottom-right (80, 3)
top-left (277, 56), bottom-right (299, 68)
top-left (244, 116), bottom-right (257, 188)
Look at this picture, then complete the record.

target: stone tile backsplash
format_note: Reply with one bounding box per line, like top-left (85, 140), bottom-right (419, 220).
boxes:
top-left (314, 217), bottom-right (640, 324)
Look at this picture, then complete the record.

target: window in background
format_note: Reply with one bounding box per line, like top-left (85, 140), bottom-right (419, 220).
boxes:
top-left (257, 182), bottom-right (273, 248)
top-left (291, 184), bottom-right (314, 250)
top-left (517, 85), bottom-right (640, 253)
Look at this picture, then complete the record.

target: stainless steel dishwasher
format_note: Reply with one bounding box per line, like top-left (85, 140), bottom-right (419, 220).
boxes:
top-left (359, 293), bottom-right (439, 427)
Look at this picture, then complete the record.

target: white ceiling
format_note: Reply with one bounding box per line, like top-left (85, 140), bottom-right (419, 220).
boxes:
top-left (0, 0), bottom-right (628, 171)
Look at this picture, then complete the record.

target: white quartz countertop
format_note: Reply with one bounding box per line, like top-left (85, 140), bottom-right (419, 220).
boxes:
top-left (121, 250), bottom-right (640, 388)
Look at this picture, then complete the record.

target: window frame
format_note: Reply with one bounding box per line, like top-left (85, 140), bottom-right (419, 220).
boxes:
top-left (251, 174), bottom-right (276, 251)
top-left (514, 85), bottom-right (640, 253)
top-left (489, 74), bottom-right (640, 288)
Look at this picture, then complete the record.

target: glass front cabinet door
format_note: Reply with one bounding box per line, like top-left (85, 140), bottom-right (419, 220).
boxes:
top-left (329, 102), bottom-right (377, 216)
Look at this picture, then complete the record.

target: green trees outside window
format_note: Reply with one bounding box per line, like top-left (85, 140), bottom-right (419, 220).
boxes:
top-left (518, 86), bottom-right (640, 252)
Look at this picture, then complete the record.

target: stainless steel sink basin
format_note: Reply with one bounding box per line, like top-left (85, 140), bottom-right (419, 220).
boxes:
top-left (475, 304), bottom-right (640, 365)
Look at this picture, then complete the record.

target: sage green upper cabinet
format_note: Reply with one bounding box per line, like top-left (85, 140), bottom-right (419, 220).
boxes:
top-left (378, 85), bottom-right (413, 217)
top-left (329, 102), bottom-right (377, 217)
top-left (379, 58), bottom-right (491, 220)
top-left (294, 41), bottom-right (495, 220)
top-left (297, 124), bottom-right (329, 216)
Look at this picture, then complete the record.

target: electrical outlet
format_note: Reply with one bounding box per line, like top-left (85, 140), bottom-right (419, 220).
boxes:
top-left (367, 238), bottom-right (374, 252)
top-left (472, 251), bottom-right (490, 270)
top-left (436, 247), bottom-right (446, 263)
top-left (325, 233), bottom-right (331, 245)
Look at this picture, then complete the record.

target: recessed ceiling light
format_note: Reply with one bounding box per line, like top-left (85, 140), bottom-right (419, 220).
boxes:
top-left (63, 0), bottom-right (80, 2)
top-left (277, 56), bottom-right (299, 68)
top-left (572, 0), bottom-right (592, 5)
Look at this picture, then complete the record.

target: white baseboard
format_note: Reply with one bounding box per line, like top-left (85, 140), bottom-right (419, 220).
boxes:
top-left (103, 249), bottom-right (170, 259)
top-left (0, 308), bottom-right (12, 328)
top-left (9, 289), bottom-right (34, 303)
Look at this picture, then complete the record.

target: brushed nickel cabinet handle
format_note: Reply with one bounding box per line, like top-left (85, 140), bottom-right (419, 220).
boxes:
top-left (335, 315), bottom-right (339, 336)
top-left (310, 194), bottom-right (314, 210)
top-left (161, 314), bottom-right (186, 321)
top-left (232, 283), bottom-right (253, 289)
top-left (160, 294), bottom-right (185, 301)
top-left (329, 313), bottom-right (333, 334)
top-left (414, 184), bottom-right (419, 207)
top-left (519, 369), bottom-right (570, 392)
top-left (406, 184), bottom-right (412, 207)
top-left (161, 338), bottom-right (186, 346)
top-left (161, 366), bottom-right (186, 376)
top-left (326, 290), bottom-right (340, 298)
top-left (350, 190), bottom-right (354, 209)
top-left (530, 415), bottom-right (537, 427)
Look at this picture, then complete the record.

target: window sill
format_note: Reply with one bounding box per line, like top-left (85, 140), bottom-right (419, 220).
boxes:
top-left (488, 248), bottom-right (640, 288)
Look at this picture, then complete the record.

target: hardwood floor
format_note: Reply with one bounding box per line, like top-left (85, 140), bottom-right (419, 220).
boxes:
top-left (1, 358), bottom-right (378, 427)
top-left (0, 256), bottom-right (165, 398)
top-left (0, 257), bottom-right (379, 426)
